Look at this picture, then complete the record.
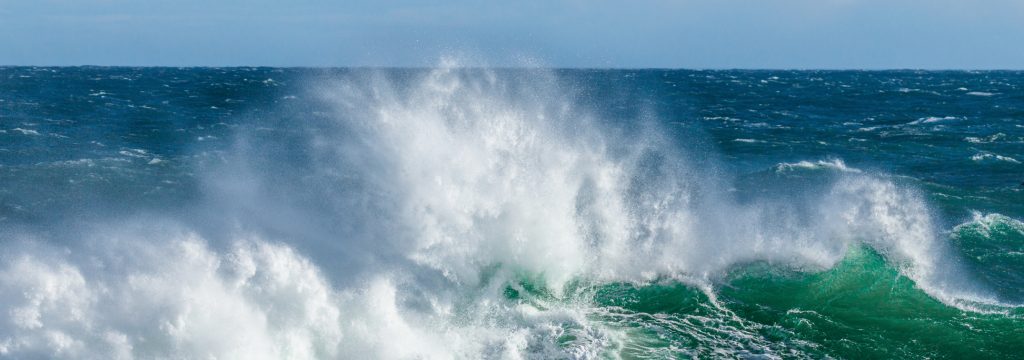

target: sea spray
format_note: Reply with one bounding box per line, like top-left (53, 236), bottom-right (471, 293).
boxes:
top-left (1, 66), bottom-right (1022, 359)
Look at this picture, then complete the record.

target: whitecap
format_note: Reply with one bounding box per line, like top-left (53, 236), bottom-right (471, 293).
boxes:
top-left (971, 152), bottom-right (1020, 164)
top-left (49, 159), bottom-right (97, 167)
top-left (774, 159), bottom-right (861, 173)
top-left (11, 128), bottom-right (40, 136)
top-left (954, 212), bottom-right (1024, 238)
top-left (965, 133), bottom-right (1005, 144)
top-left (907, 116), bottom-right (959, 125)
top-left (118, 149), bottom-right (149, 158)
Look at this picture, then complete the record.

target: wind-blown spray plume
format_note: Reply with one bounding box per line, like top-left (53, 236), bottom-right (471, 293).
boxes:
top-left (0, 65), bottom-right (1017, 359)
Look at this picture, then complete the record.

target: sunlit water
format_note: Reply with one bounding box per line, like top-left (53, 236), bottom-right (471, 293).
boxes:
top-left (1, 66), bottom-right (1022, 359)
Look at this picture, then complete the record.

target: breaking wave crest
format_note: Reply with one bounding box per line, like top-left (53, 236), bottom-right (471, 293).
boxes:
top-left (0, 65), bottom-right (1013, 359)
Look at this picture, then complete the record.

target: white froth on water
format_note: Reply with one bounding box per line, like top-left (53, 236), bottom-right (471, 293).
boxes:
top-left (820, 177), bottom-right (1009, 310)
top-left (0, 232), bottom-right (343, 359)
top-left (956, 212), bottom-right (1024, 238)
top-left (971, 152), bottom-right (1021, 164)
top-left (965, 133), bottom-right (1006, 144)
top-left (0, 64), bottom-right (1012, 359)
top-left (906, 116), bottom-right (960, 125)
top-left (966, 91), bottom-right (995, 96)
top-left (774, 159), bottom-right (861, 173)
top-left (0, 227), bottom-right (611, 359)
top-left (11, 128), bottom-right (41, 136)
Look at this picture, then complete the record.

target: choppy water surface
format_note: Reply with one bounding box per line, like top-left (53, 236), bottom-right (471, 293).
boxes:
top-left (1, 66), bottom-right (1022, 359)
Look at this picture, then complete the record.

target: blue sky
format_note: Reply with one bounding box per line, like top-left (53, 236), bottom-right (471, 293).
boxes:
top-left (2, 0), bottom-right (1023, 68)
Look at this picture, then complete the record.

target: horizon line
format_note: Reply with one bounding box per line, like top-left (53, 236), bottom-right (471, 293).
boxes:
top-left (2, 65), bottom-right (1023, 72)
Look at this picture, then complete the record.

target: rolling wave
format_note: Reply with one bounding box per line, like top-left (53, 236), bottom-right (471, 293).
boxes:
top-left (0, 65), bottom-right (1019, 359)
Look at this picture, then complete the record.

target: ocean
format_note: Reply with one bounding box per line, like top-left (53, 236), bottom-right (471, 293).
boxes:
top-left (1, 66), bottom-right (1022, 359)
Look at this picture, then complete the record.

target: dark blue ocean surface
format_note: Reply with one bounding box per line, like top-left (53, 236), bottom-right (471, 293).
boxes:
top-left (1, 67), bottom-right (1022, 359)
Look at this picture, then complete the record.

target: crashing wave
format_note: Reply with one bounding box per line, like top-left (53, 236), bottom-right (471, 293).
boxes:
top-left (0, 64), bottom-right (1014, 359)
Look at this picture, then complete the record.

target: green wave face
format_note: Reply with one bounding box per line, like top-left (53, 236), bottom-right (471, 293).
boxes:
top-left (720, 246), bottom-right (1023, 359)
top-left (504, 245), bottom-right (1024, 359)
top-left (953, 214), bottom-right (1024, 301)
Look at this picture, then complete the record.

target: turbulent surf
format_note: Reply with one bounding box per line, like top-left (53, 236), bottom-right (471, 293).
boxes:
top-left (1, 65), bottom-right (1022, 359)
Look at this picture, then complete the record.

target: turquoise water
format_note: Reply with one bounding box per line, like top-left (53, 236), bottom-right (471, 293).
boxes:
top-left (0, 67), bottom-right (1022, 359)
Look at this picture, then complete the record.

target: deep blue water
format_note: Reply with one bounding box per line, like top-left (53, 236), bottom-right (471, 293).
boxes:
top-left (3, 68), bottom-right (1020, 222)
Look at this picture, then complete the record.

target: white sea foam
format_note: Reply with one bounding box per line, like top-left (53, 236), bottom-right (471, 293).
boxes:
top-left (971, 152), bottom-right (1020, 164)
top-left (11, 128), bottom-right (40, 136)
top-left (955, 212), bottom-right (1024, 238)
top-left (0, 232), bottom-right (344, 359)
top-left (965, 133), bottom-right (1005, 144)
top-left (820, 178), bottom-right (1007, 310)
top-left (118, 149), bottom-right (148, 158)
top-left (0, 64), bottom-right (1011, 359)
top-left (732, 138), bottom-right (764, 143)
top-left (0, 226), bottom-right (608, 359)
top-left (966, 91), bottom-right (994, 96)
top-left (897, 88), bottom-right (941, 96)
top-left (49, 159), bottom-right (97, 167)
top-left (774, 159), bottom-right (860, 173)
top-left (907, 116), bottom-right (959, 125)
